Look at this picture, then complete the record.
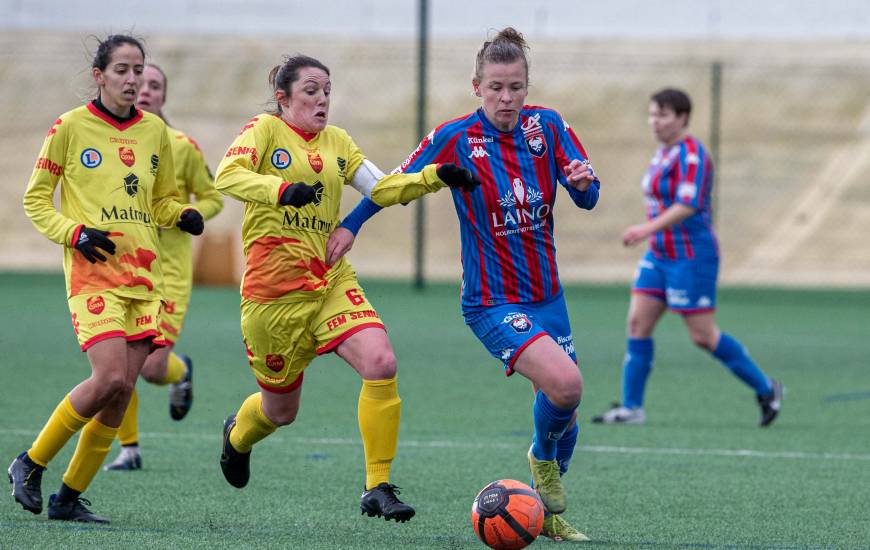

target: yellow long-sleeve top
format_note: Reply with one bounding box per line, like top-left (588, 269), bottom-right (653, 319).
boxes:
top-left (159, 127), bottom-right (223, 300)
top-left (215, 113), bottom-right (444, 304)
top-left (23, 103), bottom-right (189, 300)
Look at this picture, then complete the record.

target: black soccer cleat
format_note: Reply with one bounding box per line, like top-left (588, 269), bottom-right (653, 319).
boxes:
top-left (758, 379), bottom-right (783, 427)
top-left (169, 354), bottom-right (193, 421)
top-left (220, 415), bottom-right (251, 488)
top-left (360, 483), bottom-right (415, 523)
top-left (8, 452), bottom-right (44, 514)
top-left (47, 494), bottom-right (109, 523)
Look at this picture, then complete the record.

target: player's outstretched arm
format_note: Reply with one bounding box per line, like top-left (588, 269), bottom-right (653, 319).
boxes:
top-left (370, 163), bottom-right (479, 207)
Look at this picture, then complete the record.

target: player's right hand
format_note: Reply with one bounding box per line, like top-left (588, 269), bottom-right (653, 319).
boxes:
top-left (279, 182), bottom-right (318, 207)
top-left (75, 227), bottom-right (116, 263)
top-left (436, 163), bottom-right (481, 192)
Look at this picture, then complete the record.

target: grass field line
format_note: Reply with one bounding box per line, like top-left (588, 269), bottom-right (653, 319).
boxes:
top-left (3, 428), bottom-right (869, 462)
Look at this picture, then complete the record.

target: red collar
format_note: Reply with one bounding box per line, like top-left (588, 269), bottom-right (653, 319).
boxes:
top-left (86, 102), bottom-right (143, 131)
top-left (275, 115), bottom-right (318, 142)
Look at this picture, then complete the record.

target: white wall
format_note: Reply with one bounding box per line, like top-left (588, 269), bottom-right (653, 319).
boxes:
top-left (2, 0), bottom-right (869, 39)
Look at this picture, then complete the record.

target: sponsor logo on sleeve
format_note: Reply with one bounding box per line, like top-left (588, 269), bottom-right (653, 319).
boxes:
top-left (337, 157), bottom-right (346, 178)
top-left (81, 148), bottom-right (102, 168)
top-left (150, 154), bottom-right (159, 176)
top-left (35, 157), bottom-right (63, 176)
top-left (265, 354), bottom-right (285, 372)
top-left (225, 146), bottom-right (258, 166)
top-left (118, 147), bottom-right (135, 167)
top-left (86, 295), bottom-right (105, 315)
top-left (677, 181), bottom-right (697, 201)
top-left (271, 148), bottom-right (292, 169)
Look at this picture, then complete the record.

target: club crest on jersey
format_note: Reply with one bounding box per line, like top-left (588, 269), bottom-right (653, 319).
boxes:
top-left (521, 113), bottom-right (547, 158)
top-left (271, 148), bottom-right (292, 169)
top-left (118, 147), bottom-right (135, 167)
top-left (123, 172), bottom-right (139, 197)
top-left (86, 295), bottom-right (105, 315)
top-left (503, 312), bottom-right (532, 334)
top-left (80, 148), bottom-right (102, 168)
top-left (307, 149), bottom-right (323, 173)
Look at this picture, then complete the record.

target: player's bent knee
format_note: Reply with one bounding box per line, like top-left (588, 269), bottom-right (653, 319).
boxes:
top-left (360, 349), bottom-right (397, 380)
top-left (547, 372), bottom-right (582, 409)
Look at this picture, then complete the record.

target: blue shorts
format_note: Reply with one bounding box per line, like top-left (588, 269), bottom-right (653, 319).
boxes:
top-left (632, 250), bottom-right (718, 314)
top-left (463, 293), bottom-right (576, 376)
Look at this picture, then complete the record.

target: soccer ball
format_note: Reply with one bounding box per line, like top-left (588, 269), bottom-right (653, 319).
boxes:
top-left (471, 479), bottom-right (544, 549)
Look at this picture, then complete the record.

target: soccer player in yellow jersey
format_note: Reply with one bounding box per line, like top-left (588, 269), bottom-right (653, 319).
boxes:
top-left (215, 54), bottom-right (479, 522)
top-left (9, 35), bottom-right (204, 524)
top-left (104, 64), bottom-right (224, 472)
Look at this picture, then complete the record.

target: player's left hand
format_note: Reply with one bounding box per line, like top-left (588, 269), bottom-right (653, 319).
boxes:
top-left (623, 224), bottom-right (650, 246)
top-left (326, 227), bottom-right (355, 265)
top-left (564, 159), bottom-right (596, 191)
top-left (177, 209), bottom-right (204, 235)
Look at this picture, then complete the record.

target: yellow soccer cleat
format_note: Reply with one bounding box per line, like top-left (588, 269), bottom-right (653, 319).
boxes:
top-left (528, 446), bottom-right (567, 514)
top-left (541, 514), bottom-right (590, 542)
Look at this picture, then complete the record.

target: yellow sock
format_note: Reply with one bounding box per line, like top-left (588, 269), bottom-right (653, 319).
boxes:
top-left (62, 419), bottom-right (118, 492)
top-left (358, 376), bottom-right (401, 490)
top-left (28, 394), bottom-right (90, 467)
top-left (159, 352), bottom-right (187, 385)
top-left (229, 393), bottom-right (277, 453)
top-left (117, 388), bottom-right (139, 446)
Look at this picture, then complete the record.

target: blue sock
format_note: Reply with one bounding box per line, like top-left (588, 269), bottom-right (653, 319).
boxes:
top-left (623, 338), bottom-right (654, 409)
top-left (555, 422), bottom-right (579, 476)
top-left (712, 333), bottom-right (771, 396)
top-left (531, 391), bottom-right (575, 461)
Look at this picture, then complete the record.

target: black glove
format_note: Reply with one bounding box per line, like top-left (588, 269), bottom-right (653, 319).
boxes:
top-left (280, 182), bottom-right (318, 207)
top-left (74, 227), bottom-right (116, 264)
top-left (436, 163), bottom-right (481, 192)
top-left (176, 209), bottom-right (204, 235)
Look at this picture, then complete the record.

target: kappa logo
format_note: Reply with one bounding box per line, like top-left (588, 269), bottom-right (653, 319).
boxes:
top-left (503, 312), bottom-right (533, 334)
top-left (81, 148), bottom-right (102, 168)
top-left (118, 147), bottom-right (135, 167)
top-left (123, 173), bottom-right (140, 197)
top-left (500, 348), bottom-right (514, 362)
top-left (86, 295), bottom-right (105, 315)
top-left (271, 148), bottom-right (292, 169)
top-left (307, 150), bottom-right (323, 173)
top-left (468, 146), bottom-right (489, 159)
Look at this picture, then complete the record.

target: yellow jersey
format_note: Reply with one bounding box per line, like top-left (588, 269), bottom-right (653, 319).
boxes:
top-left (23, 102), bottom-right (190, 300)
top-left (159, 127), bottom-right (223, 300)
top-left (215, 113), bottom-right (443, 304)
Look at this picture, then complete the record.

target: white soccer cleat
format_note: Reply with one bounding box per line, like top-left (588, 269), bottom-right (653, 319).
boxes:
top-left (591, 403), bottom-right (646, 425)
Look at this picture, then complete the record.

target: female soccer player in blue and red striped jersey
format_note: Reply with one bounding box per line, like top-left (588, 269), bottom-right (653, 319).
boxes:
top-left (592, 88), bottom-right (782, 427)
top-left (335, 27), bottom-right (597, 541)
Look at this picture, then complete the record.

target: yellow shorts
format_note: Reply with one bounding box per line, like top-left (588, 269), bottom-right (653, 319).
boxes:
top-left (157, 293), bottom-right (190, 345)
top-left (69, 292), bottom-right (164, 352)
top-left (241, 275), bottom-right (385, 393)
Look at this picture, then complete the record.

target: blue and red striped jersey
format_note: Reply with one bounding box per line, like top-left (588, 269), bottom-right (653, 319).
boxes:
top-left (641, 134), bottom-right (718, 260)
top-left (397, 106), bottom-right (599, 310)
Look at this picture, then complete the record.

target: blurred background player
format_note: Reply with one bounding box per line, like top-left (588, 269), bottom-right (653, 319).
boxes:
top-left (592, 88), bottom-right (782, 427)
top-left (336, 27), bottom-right (597, 542)
top-left (214, 54), bottom-right (476, 522)
top-left (9, 35), bottom-right (204, 523)
top-left (104, 64), bottom-right (224, 471)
